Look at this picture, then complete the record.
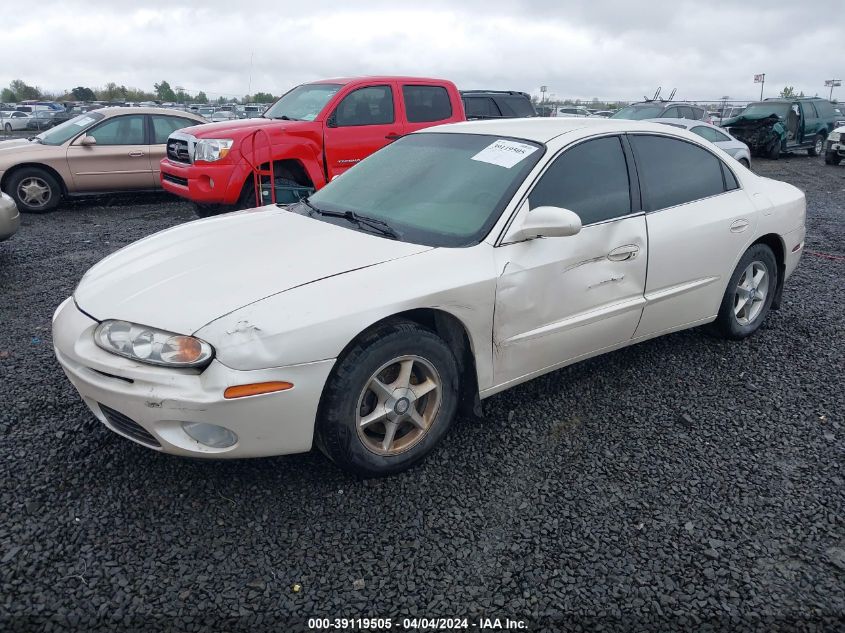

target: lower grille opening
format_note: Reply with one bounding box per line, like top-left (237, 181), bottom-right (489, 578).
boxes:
top-left (162, 172), bottom-right (189, 187)
top-left (98, 404), bottom-right (161, 448)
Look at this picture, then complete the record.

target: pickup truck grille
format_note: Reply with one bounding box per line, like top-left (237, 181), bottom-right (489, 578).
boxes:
top-left (167, 138), bottom-right (191, 163)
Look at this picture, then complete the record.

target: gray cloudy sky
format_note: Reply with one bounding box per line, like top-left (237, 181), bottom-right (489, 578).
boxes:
top-left (4, 0), bottom-right (844, 102)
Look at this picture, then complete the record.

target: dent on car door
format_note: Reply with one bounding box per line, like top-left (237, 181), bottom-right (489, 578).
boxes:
top-left (492, 135), bottom-right (648, 387)
top-left (66, 114), bottom-right (154, 191)
top-left (629, 134), bottom-right (759, 338)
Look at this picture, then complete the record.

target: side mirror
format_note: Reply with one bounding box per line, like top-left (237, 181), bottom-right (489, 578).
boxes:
top-left (79, 135), bottom-right (97, 146)
top-left (508, 206), bottom-right (582, 242)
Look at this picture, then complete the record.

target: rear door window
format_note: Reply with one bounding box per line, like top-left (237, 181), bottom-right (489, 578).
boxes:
top-left (151, 115), bottom-right (199, 144)
top-left (662, 106), bottom-right (682, 118)
top-left (529, 136), bottom-right (632, 225)
top-left (691, 126), bottom-right (730, 143)
top-left (629, 134), bottom-right (727, 211)
top-left (402, 85), bottom-right (452, 123)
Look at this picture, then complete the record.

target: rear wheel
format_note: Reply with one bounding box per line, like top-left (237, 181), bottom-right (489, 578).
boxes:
top-left (315, 320), bottom-right (459, 477)
top-left (824, 151), bottom-right (841, 165)
top-left (714, 244), bottom-right (778, 340)
top-left (8, 167), bottom-right (61, 213)
top-left (808, 134), bottom-right (825, 157)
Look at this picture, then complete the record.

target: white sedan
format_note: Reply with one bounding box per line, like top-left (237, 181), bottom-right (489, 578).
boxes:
top-left (53, 118), bottom-right (806, 476)
top-left (1, 110), bottom-right (31, 132)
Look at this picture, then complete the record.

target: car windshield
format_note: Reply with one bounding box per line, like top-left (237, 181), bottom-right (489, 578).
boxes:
top-left (612, 105), bottom-right (665, 119)
top-left (302, 133), bottom-right (544, 247)
top-left (264, 83), bottom-right (342, 121)
top-left (741, 103), bottom-right (790, 118)
top-left (36, 112), bottom-right (104, 145)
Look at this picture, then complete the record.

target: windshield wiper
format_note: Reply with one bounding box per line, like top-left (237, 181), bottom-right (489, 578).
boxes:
top-left (302, 199), bottom-right (401, 240)
top-left (272, 115), bottom-right (301, 121)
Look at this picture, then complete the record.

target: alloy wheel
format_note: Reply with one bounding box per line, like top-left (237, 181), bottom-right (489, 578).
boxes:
top-left (17, 176), bottom-right (52, 209)
top-left (815, 137), bottom-right (824, 155)
top-left (356, 355), bottom-right (442, 456)
top-left (734, 261), bottom-right (769, 326)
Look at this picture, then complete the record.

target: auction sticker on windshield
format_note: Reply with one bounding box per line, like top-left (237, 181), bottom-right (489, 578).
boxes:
top-left (73, 116), bottom-right (96, 127)
top-left (471, 139), bottom-right (539, 168)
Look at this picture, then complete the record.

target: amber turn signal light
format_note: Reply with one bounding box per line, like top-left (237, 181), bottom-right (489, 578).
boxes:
top-left (224, 381), bottom-right (293, 399)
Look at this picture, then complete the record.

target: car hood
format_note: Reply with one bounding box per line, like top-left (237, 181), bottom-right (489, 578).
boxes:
top-left (74, 207), bottom-right (433, 334)
top-left (185, 117), bottom-right (318, 139)
top-left (723, 113), bottom-right (782, 127)
top-left (0, 138), bottom-right (51, 159)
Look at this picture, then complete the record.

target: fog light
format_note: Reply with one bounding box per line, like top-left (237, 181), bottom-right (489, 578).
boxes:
top-left (181, 422), bottom-right (238, 448)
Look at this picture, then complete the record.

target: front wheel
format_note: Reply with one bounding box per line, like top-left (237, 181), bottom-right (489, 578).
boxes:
top-left (714, 244), bottom-right (778, 340)
top-left (4, 123), bottom-right (11, 133)
top-left (738, 157), bottom-right (750, 169)
top-left (825, 151), bottom-right (841, 165)
top-left (767, 141), bottom-right (781, 160)
top-left (7, 167), bottom-right (61, 213)
top-left (315, 320), bottom-right (459, 477)
top-left (808, 134), bottom-right (825, 157)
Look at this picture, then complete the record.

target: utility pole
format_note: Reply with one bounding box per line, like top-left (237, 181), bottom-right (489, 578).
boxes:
top-left (825, 79), bottom-right (841, 101)
top-left (754, 73), bottom-right (765, 100)
top-left (540, 85), bottom-right (547, 115)
top-left (247, 50), bottom-right (254, 101)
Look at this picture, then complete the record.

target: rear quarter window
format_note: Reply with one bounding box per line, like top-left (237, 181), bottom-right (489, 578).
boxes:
top-left (498, 96), bottom-right (535, 118)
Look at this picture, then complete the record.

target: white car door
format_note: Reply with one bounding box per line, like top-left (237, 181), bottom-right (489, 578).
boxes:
top-left (492, 135), bottom-right (648, 388)
top-left (629, 133), bottom-right (760, 337)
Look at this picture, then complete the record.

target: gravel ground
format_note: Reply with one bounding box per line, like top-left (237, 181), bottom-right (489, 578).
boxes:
top-left (0, 157), bottom-right (843, 632)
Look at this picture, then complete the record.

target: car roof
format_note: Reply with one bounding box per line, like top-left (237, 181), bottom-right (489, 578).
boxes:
top-left (309, 76), bottom-right (454, 86)
top-left (422, 117), bottom-right (706, 143)
top-left (88, 106), bottom-right (206, 120)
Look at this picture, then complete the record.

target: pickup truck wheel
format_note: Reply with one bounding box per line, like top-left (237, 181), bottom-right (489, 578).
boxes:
top-left (808, 134), bottom-right (825, 157)
top-left (315, 320), bottom-right (459, 477)
top-left (193, 203), bottom-right (224, 218)
top-left (714, 244), bottom-right (777, 340)
top-left (824, 151), bottom-right (841, 165)
top-left (8, 167), bottom-right (61, 213)
top-left (767, 142), bottom-right (781, 160)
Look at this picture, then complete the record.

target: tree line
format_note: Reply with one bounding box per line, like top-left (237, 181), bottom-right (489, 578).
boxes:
top-left (1, 79), bottom-right (278, 105)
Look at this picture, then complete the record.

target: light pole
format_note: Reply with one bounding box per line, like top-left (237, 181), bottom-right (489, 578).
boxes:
top-left (754, 74), bottom-right (765, 100)
top-left (540, 85), bottom-right (547, 115)
top-left (825, 79), bottom-right (841, 101)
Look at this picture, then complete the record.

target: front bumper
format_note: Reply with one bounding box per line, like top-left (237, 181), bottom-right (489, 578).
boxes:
top-left (159, 158), bottom-right (249, 205)
top-left (826, 140), bottom-right (845, 157)
top-left (52, 297), bottom-right (335, 458)
top-left (0, 192), bottom-right (20, 241)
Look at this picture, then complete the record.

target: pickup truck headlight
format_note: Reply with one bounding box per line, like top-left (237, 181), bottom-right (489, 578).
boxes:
top-left (194, 138), bottom-right (233, 162)
top-left (94, 320), bottom-right (214, 368)
top-left (827, 131), bottom-right (844, 143)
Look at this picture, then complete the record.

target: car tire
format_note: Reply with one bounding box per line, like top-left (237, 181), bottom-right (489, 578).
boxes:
top-left (714, 244), bottom-right (778, 340)
top-left (738, 158), bottom-right (750, 169)
top-left (7, 167), bottom-right (61, 213)
top-left (193, 203), bottom-right (223, 218)
top-left (824, 151), bottom-right (841, 165)
top-left (808, 134), bottom-right (825, 157)
top-left (767, 141), bottom-right (781, 160)
top-left (315, 320), bottom-right (460, 477)
top-left (3, 123), bottom-right (11, 133)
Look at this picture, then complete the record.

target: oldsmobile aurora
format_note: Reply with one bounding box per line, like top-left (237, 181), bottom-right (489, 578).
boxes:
top-left (53, 119), bottom-right (806, 476)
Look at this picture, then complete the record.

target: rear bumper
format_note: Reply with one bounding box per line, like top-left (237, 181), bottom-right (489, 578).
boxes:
top-left (52, 297), bottom-right (335, 458)
top-left (159, 158), bottom-right (249, 205)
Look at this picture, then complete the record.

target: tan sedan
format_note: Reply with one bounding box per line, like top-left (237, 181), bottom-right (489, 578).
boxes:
top-left (0, 107), bottom-right (206, 213)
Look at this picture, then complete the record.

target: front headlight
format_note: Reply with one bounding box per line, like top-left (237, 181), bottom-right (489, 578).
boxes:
top-left (194, 138), bottom-right (233, 162)
top-left (94, 320), bottom-right (214, 368)
top-left (828, 131), bottom-right (844, 143)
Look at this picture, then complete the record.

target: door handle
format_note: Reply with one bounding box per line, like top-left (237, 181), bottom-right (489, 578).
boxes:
top-left (607, 244), bottom-right (639, 261)
top-left (730, 219), bottom-right (750, 233)
top-left (385, 133), bottom-right (402, 141)
top-left (128, 151), bottom-right (145, 158)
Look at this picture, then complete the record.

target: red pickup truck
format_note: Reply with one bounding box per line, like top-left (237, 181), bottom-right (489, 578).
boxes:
top-left (160, 76), bottom-right (465, 214)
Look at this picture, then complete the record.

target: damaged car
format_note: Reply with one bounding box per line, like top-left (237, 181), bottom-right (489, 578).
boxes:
top-left (824, 125), bottom-right (845, 165)
top-left (53, 118), bottom-right (806, 476)
top-left (724, 97), bottom-right (838, 159)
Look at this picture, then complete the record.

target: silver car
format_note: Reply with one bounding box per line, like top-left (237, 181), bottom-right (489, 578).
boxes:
top-left (650, 118), bottom-right (751, 168)
top-left (0, 191), bottom-right (20, 241)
